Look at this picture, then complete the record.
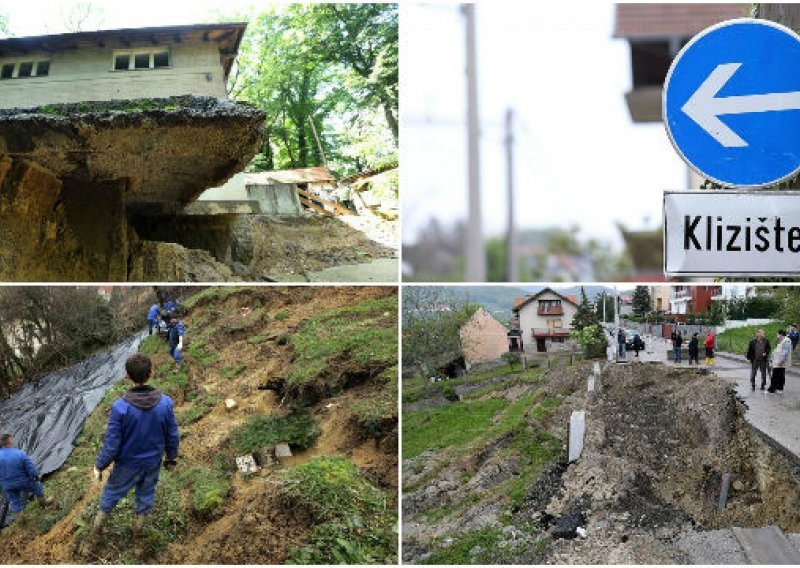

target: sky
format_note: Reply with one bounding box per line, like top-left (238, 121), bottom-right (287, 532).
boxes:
top-left (400, 1), bottom-right (687, 249)
top-left (0, 0), bottom-right (260, 36)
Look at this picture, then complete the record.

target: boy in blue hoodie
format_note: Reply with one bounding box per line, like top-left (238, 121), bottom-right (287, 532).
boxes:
top-left (90, 353), bottom-right (180, 546)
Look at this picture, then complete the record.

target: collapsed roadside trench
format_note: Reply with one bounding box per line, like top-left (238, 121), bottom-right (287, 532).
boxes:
top-left (402, 361), bottom-right (800, 564)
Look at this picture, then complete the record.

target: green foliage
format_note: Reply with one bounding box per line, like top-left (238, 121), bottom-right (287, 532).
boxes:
top-left (501, 352), bottom-right (520, 369)
top-left (727, 294), bottom-right (782, 320)
top-left (276, 334), bottom-right (290, 346)
top-left (571, 323), bottom-right (608, 359)
top-left (151, 362), bottom-right (189, 397)
top-left (231, 411), bottom-right (321, 454)
top-left (594, 292), bottom-right (615, 322)
top-left (185, 339), bottom-right (220, 367)
top-left (246, 335), bottom-right (267, 345)
top-left (231, 4), bottom-right (398, 175)
top-left (717, 322), bottom-right (784, 354)
top-left (632, 286), bottom-right (651, 317)
top-left (287, 296), bottom-right (397, 399)
top-left (275, 310), bottom-right (290, 321)
top-left (280, 456), bottom-right (395, 564)
top-left (402, 364), bottom-right (533, 404)
top-left (176, 466), bottom-right (231, 519)
top-left (220, 363), bottom-right (246, 379)
top-left (571, 287), bottom-right (599, 331)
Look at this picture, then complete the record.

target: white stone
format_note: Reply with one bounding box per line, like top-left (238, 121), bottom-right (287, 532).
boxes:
top-left (275, 442), bottom-right (292, 459)
top-left (235, 454), bottom-right (259, 474)
top-left (568, 411), bottom-right (586, 463)
top-left (224, 398), bottom-right (237, 410)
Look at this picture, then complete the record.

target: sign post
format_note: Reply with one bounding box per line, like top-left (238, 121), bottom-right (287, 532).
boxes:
top-left (663, 18), bottom-right (800, 277)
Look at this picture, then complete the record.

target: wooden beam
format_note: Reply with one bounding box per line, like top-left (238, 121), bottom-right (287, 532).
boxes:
top-left (296, 188), bottom-right (354, 216)
top-left (299, 197), bottom-right (332, 217)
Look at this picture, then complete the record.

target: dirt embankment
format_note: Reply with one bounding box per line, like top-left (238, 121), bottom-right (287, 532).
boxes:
top-left (0, 286), bottom-right (398, 564)
top-left (403, 361), bottom-right (800, 564)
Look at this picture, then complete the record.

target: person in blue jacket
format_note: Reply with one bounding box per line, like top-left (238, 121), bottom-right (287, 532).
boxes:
top-left (146, 302), bottom-right (161, 336)
top-left (0, 433), bottom-right (53, 517)
top-left (89, 353), bottom-right (180, 546)
top-left (166, 312), bottom-right (184, 370)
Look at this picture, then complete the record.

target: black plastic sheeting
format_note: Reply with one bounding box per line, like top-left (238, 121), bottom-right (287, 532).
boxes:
top-left (0, 333), bottom-right (143, 476)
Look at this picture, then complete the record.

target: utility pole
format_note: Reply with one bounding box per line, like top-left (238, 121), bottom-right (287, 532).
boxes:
top-left (602, 292), bottom-right (607, 324)
top-left (463, 3), bottom-right (485, 281)
top-left (505, 107), bottom-right (517, 282)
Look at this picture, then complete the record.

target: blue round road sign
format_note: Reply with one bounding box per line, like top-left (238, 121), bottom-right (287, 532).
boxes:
top-left (664, 18), bottom-right (800, 188)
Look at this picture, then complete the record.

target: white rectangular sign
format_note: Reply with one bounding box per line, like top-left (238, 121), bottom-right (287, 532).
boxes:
top-left (664, 190), bottom-right (800, 277)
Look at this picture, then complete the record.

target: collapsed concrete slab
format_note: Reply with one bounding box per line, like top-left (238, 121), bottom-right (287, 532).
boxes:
top-left (0, 96), bottom-right (264, 281)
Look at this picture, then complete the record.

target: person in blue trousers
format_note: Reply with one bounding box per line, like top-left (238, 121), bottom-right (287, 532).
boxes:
top-left (0, 433), bottom-right (53, 519)
top-left (147, 303), bottom-right (161, 336)
top-left (166, 312), bottom-right (184, 371)
top-left (89, 353), bottom-right (180, 551)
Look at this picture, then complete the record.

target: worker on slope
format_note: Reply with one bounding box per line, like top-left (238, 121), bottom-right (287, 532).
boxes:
top-left (147, 302), bottom-right (161, 336)
top-left (89, 353), bottom-right (180, 551)
top-left (166, 312), bottom-right (185, 372)
top-left (0, 433), bottom-right (53, 520)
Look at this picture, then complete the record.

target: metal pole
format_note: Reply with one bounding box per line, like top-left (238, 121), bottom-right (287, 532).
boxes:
top-left (463, 3), bottom-right (485, 281)
top-left (505, 107), bottom-right (517, 282)
top-left (602, 292), bottom-right (607, 324)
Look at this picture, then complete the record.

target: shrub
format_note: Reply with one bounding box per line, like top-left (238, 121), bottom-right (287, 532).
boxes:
top-left (571, 324), bottom-right (607, 359)
top-left (275, 310), bottom-right (290, 321)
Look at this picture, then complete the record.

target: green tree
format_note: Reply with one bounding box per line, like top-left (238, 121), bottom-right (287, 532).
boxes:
top-left (594, 292), bottom-right (615, 323)
top-left (571, 287), bottom-right (598, 331)
top-left (632, 286), bottom-right (651, 317)
top-left (572, 324), bottom-right (607, 359)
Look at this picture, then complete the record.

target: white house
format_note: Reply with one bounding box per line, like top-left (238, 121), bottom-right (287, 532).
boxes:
top-left (512, 288), bottom-right (579, 353)
top-left (0, 22), bottom-right (246, 109)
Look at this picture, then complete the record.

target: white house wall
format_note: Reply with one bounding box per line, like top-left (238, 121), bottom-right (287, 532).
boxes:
top-left (0, 41), bottom-right (227, 110)
top-left (517, 291), bottom-right (578, 353)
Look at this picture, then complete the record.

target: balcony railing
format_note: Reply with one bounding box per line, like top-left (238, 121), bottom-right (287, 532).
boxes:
top-left (532, 327), bottom-right (571, 337)
top-left (537, 306), bottom-right (564, 316)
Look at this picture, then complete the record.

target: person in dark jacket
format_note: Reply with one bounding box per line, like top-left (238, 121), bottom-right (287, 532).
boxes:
top-left (672, 331), bottom-right (683, 363)
top-left (746, 329), bottom-right (771, 391)
top-left (90, 354), bottom-right (180, 546)
top-left (0, 433), bottom-right (53, 517)
top-left (166, 312), bottom-right (185, 370)
top-left (688, 333), bottom-right (700, 365)
top-left (617, 329), bottom-right (626, 358)
top-left (146, 303), bottom-right (161, 336)
top-left (632, 333), bottom-right (643, 357)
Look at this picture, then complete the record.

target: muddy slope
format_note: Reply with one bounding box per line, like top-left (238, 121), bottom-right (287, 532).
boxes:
top-left (0, 286), bottom-right (398, 564)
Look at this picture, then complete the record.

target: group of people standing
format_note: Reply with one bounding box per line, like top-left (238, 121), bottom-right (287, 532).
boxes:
top-left (746, 325), bottom-right (799, 393)
top-left (671, 329), bottom-right (715, 365)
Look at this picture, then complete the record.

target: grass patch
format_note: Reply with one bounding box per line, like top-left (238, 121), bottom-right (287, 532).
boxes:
top-left (279, 456), bottom-right (396, 564)
top-left (182, 286), bottom-right (246, 311)
top-left (220, 364), bottom-right (246, 379)
top-left (151, 363), bottom-right (189, 398)
top-left (275, 310), bottom-right (290, 321)
top-left (176, 395), bottom-right (219, 426)
top-left (424, 527), bottom-right (505, 564)
top-left (717, 322), bottom-right (783, 354)
top-left (402, 365), bottom-right (536, 404)
top-left (176, 466), bottom-right (231, 519)
top-left (287, 296), bottom-right (397, 400)
top-left (231, 411), bottom-right (320, 454)
top-left (246, 335), bottom-right (267, 345)
top-left (351, 366), bottom-right (398, 439)
top-left (402, 398), bottom-right (506, 460)
top-left (138, 334), bottom-right (164, 355)
top-left (185, 339), bottom-right (220, 367)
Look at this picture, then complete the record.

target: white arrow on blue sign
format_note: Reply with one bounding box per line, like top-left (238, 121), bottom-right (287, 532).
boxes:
top-left (664, 18), bottom-right (800, 188)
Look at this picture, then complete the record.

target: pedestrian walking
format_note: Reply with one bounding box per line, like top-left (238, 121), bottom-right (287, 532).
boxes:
top-left (632, 333), bottom-right (643, 358)
top-left (0, 433), bottom-right (53, 520)
top-left (617, 328), bottom-right (626, 358)
top-left (688, 333), bottom-right (700, 365)
top-left (672, 330), bottom-right (683, 363)
top-left (89, 353), bottom-right (180, 552)
top-left (746, 329), bottom-right (771, 391)
top-left (768, 330), bottom-right (792, 393)
top-left (704, 331), bottom-right (716, 366)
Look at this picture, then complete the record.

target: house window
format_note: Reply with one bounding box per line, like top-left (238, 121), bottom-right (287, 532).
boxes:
top-left (112, 49), bottom-right (171, 71)
top-left (0, 59), bottom-right (51, 79)
top-left (17, 62), bottom-right (34, 77)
